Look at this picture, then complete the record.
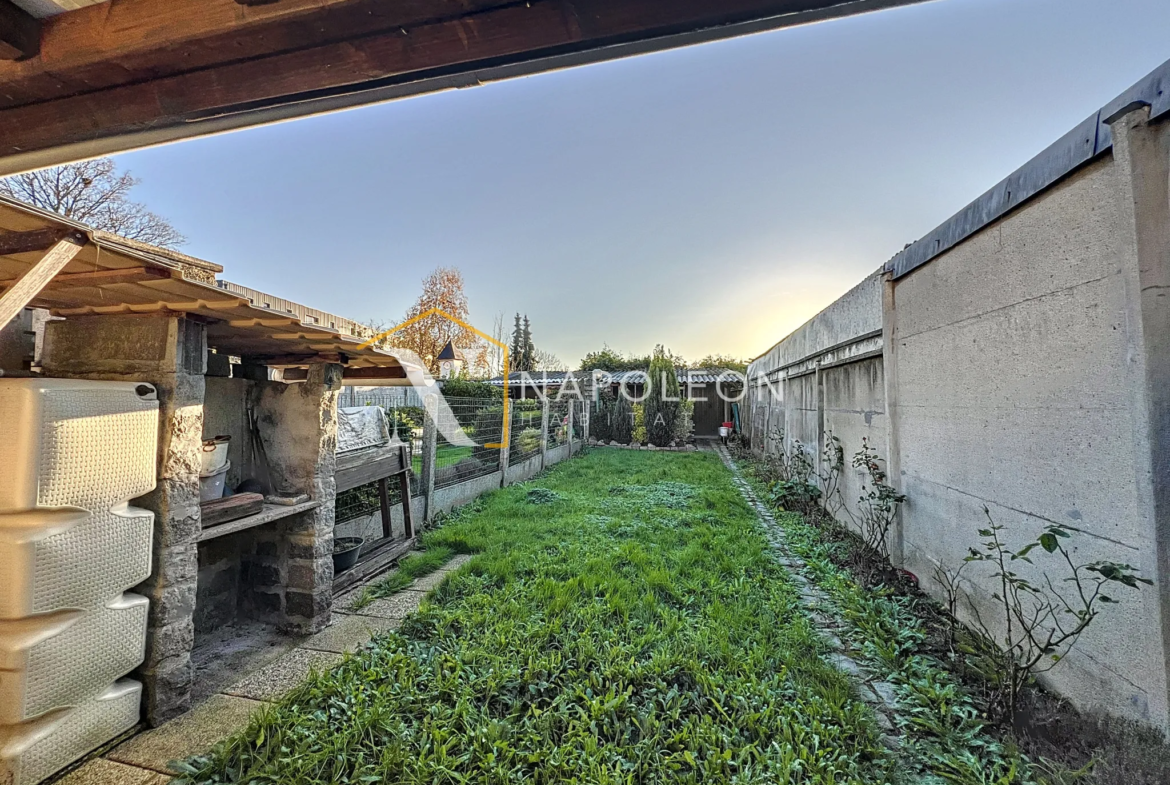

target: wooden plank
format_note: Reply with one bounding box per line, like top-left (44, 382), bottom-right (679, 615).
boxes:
top-left (398, 446), bottom-right (414, 539)
top-left (0, 238), bottom-right (85, 330)
top-left (0, 228), bottom-right (82, 256)
top-left (0, 266), bottom-right (170, 291)
top-left (197, 499), bottom-right (321, 541)
top-left (332, 536), bottom-right (415, 595)
top-left (0, 1), bottom-right (40, 61)
top-left (335, 449), bottom-right (408, 493)
top-left (377, 477), bottom-right (392, 540)
top-left (0, 0), bottom-right (927, 171)
top-left (199, 492), bottom-right (265, 527)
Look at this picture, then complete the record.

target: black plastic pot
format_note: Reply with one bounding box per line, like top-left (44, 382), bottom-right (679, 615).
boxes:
top-left (332, 537), bottom-right (364, 573)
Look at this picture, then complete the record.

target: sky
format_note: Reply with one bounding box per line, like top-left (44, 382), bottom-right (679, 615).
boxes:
top-left (112, 0), bottom-right (1170, 369)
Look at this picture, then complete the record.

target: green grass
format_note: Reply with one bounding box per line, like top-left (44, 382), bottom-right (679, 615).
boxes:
top-left (350, 546), bottom-right (456, 610)
top-left (177, 450), bottom-right (892, 784)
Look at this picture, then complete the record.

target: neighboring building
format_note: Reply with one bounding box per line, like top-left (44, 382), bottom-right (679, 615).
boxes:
top-left (436, 341), bottom-right (465, 379)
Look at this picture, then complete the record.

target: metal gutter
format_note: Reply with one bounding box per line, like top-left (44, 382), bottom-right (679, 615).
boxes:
top-left (886, 56), bottom-right (1170, 280)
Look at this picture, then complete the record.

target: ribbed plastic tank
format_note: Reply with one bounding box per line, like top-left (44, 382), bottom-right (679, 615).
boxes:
top-left (0, 379), bottom-right (159, 513)
top-left (0, 594), bottom-right (148, 724)
top-left (0, 680), bottom-right (142, 785)
top-left (0, 379), bottom-right (159, 784)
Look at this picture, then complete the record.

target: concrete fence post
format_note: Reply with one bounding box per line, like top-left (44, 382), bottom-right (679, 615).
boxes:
top-left (498, 399), bottom-right (510, 487)
top-left (566, 403), bottom-right (574, 458)
top-left (421, 393), bottom-right (438, 523)
top-left (539, 395), bottom-right (550, 471)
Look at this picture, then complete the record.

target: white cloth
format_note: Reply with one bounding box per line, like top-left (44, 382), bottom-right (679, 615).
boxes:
top-left (337, 406), bottom-right (390, 453)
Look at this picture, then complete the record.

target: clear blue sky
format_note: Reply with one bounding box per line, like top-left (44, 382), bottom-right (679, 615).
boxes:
top-left (113, 0), bottom-right (1170, 368)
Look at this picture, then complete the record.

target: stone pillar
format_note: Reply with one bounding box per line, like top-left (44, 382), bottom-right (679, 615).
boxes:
top-left (42, 314), bottom-right (205, 726)
top-left (420, 393), bottom-right (438, 523)
top-left (253, 363), bottom-right (342, 634)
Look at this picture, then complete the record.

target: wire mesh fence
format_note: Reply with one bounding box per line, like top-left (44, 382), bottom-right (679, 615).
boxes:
top-left (546, 399), bottom-right (571, 448)
top-left (572, 399), bottom-right (588, 442)
top-left (508, 399), bottom-right (544, 466)
top-left (434, 396), bottom-right (504, 489)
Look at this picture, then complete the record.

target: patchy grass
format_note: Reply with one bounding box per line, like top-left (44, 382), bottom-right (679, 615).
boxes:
top-left (177, 449), bottom-right (893, 784)
top-left (349, 546), bottom-right (457, 611)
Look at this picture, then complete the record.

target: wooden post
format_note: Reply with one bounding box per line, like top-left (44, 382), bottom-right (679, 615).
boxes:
top-left (421, 393), bottom-right (438, 523)
top-left (0, 236), bottom-right (84, 330)
top-left (376, 477), bottom-right (392, 539)
top-left (567, 403), bottom-right (574, 458)
top-left (398, 444), bottom-right (414, 538)
top-left (539, 395), bottom-right (550, 471)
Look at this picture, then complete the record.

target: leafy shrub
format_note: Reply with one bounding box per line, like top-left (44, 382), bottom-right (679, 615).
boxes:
top-left (644, 345), bottom-right (680, 447)
top-left (674, 399), bottom-right (694, 444)
top-left (440, 378), bottom-right (503, 401)
top-left (632, 403), bottom-right (646, 444)
top-left (589, 390), bottom-right (615, 442)
top-left (611, 395), bottom-right (634, 444)
top-left (513, 427), bottom-right (541, 455)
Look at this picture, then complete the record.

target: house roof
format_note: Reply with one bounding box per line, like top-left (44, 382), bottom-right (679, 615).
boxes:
top-left (0, 195), bottom-right (409, 371)
top-left (436, 341), bottom-right (465, 362)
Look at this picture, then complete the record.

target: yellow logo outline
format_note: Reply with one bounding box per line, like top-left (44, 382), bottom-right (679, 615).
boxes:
top-left (358, 308), bottom-right (510, 448)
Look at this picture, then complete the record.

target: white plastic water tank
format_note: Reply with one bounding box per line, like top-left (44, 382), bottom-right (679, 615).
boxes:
top-left (0, 594), bottom-right (148, 724)
top-left (0, 680), bottom-right (142, 785)
top-left (0, 506), bottom-right (153, 618)
top-left (0, 379), bottom-right (159, 513)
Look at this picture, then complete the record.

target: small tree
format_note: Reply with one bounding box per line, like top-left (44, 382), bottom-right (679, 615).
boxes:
top-left (964, 509), bottom-right (1152, 720)
top-left (644, 345), bottom-right (680, 447)
top-left (611, 395), bottom-right (634, 444)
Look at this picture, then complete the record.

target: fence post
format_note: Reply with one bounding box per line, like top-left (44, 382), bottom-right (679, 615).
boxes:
top-left (498, 399), bottom-right (510, 487)
top-left (539, 395), bottom-right (550, 471)
top-left (421, 393), bottom-right (438, 523)
top-left (567, 403), bottom-right (574, 458)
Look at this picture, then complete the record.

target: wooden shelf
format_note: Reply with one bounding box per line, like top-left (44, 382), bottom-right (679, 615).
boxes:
top-left (198, 500), bottom-right (320, 542)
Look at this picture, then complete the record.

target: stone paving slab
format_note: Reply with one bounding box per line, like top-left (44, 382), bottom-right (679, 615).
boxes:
top-left (349, 590), bottom-right (425, 620)
top-left (223, 647), bottom-right (343, 702)
top-left (302, 613), bottom-right (401, 654)
top-left (56, 759), bottom-right (172, 785)
top-left (107, 694), bottom-right (262, 775)
top-left (411, 570), bottom-right (452, 592)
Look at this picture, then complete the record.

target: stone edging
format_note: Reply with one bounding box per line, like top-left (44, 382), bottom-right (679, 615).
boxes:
top-left (588, 439), bottom-right (699, 452)
top-left (714, 444), bottom-right (904, 752)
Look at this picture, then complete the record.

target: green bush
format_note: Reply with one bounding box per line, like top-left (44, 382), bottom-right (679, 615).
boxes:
top-left (644, 345), bottom-right (680, 447)
top-left (611, 395), bottom-right (634, 444)
top-left (440, 378), bottom-right (503, 401)
top-left (589, 390), bottom-right (615, 442)
top-left (515, 427), bottom-right (541, 455)
top-left (632, 402), bottom-right (646, 444)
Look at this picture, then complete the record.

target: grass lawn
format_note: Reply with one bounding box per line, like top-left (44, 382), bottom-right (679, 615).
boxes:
top-left (179, 450), bottom-right (891, 784)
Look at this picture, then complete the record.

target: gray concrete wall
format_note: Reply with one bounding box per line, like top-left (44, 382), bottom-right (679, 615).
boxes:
top-left (505, 453), bottom-right (544, 485)
top-left (822, 357), bottom-right (886, 533)
top-left (888, 134), bottom-right (1169, 729)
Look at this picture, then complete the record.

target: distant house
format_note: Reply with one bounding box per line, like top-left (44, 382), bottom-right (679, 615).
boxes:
top-left (436, 341), bottom-right (465, 379)
top-left (486, 368), bottom-right (743, 437)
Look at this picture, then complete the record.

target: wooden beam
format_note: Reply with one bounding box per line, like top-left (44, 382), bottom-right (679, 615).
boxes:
top-left (0, 237), bottom-right (86, 330)
top-left (0, 0), bottom-right (927, 173)
top-left (0, 1), bottom-right (40, 62)
top-left (0, 228), bottom-right (84, 256)
top-left (0, 265), bottom-right (170, 291)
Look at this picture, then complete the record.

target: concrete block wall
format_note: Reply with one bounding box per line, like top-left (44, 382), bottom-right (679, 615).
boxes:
top-left (744, 85), bottom-right (1170, 733)
top-left (887, 111), bottom-right (1170, 729)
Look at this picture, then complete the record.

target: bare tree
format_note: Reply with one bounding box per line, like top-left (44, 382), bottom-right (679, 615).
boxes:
top-left (0, 159), bottom-right (186, 248)
top-left (534, 348), bottom-right (567, 371)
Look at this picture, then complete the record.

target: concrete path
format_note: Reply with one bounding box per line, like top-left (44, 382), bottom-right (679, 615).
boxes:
top-left (55, 555), bottom-right (472, 784)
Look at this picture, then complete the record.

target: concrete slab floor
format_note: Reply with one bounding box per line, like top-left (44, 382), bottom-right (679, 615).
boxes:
top-left (223, 648), bottom-right (344, 702)
top-left (53, 759), bottom-right (171, 785)
top-left (190, 619), bottom-right (300, 704)
top-left (107, 694), bottom-right (263, 775)
top-left (349, 591), bottom-right (426, 620)
top-left (301, 613), bottom-right (401, 654)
